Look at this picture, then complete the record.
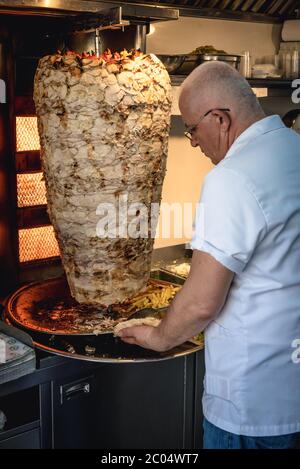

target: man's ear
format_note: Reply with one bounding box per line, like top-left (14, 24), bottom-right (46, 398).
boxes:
top-left (218, 110), bottom-right (231, 132)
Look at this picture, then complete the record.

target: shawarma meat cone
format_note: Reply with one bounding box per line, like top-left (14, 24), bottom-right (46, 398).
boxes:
top-left (33, 50), bottom-right (172, 306)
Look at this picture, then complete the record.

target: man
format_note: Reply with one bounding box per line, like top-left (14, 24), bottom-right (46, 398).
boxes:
top-left (119, 62), bottom-right (300, 449)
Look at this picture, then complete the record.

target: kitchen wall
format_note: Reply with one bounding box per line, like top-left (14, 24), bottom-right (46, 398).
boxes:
top-left (149, 16), bottom-right (283, 248)
top-left (154, 117), bottom-right (213, 249)
top-left (147, 16), bottom-right (282, 63)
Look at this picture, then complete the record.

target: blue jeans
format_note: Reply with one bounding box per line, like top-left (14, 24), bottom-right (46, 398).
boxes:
top-left (203, 418), bottom-right (300, 449)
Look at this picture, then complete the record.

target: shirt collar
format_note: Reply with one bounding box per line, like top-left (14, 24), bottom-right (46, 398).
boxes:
top-left (224, 115), bottom-right (285, 160)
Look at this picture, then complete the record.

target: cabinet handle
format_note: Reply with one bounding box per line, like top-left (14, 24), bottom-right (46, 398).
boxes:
top-left (60, 376), bottom-right (93, 404)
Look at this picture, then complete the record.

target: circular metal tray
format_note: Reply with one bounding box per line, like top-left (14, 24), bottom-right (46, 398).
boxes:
top-left (5, 276), bottom-right (112, 335)
top-left (157, 53), bottom-right (241, 75)
top-left (3, 312), bottom-right (203, 364)
top-left (3, 276), bottom-right (203, 363)
top-left (28, 329), bottom-right (203, 363)
top-left (4, 276), bottom-right (179, 336)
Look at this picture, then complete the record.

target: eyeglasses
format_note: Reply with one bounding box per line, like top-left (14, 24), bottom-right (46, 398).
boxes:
top-left (184, 108), bottom-right (230, 141)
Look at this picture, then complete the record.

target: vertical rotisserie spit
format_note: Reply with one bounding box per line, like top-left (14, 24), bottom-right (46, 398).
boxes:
top-left (33, 50), bottom-right (172, 306)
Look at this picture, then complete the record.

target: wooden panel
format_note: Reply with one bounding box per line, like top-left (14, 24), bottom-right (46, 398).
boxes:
top-left (15, 150), bottom-right (41, 173)
top-left (15, 95), bottom-right (36, 115)
top-left (17, 205), bottom-right (49, 228)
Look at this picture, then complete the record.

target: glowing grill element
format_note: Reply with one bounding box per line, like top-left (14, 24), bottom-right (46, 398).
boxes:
top-left (16, 117), bottom-right (40, 152)
top-left (19, 226), bottom-right (60, 262)
top-left (17, 172), bottom-right (47, 207)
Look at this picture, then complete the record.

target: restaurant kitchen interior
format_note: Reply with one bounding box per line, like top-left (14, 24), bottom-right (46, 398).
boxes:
top-left (0, 0), bottom-right (300, 450)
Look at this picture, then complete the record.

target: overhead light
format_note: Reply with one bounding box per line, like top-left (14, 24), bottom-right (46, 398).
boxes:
top-left (252, 88), bottom-right (268, 98)
top-left (147, 25), bottom-right (156, 36)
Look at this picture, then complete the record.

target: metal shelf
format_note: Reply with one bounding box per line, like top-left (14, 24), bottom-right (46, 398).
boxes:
top-left (248, 78), bottom-right (293, 88)
top-left (0, 420), bottom-right (40, 442)
top-left (171, 75), bottom-right (294, 89)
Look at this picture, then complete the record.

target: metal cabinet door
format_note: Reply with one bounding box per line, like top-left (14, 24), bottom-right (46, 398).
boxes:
top-left (52, 373), bottom-right (101, 449)
top-left (51, 352), bottom-right (204, 450)
top-left (93, 355), bottom-right (196, 450)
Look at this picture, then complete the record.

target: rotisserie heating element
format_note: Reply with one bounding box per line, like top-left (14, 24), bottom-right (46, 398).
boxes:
top-left (16, 108), bottom-right (61, 264)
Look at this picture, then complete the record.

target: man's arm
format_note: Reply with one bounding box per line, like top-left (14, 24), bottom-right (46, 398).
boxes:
top-left (118, 249), bottom-right (234, 351)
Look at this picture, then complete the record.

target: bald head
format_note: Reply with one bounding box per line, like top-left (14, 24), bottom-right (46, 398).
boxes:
top-left (179, 61), bottom-right (264, 125)
top-left (178, 61), bottom-right (265, 164)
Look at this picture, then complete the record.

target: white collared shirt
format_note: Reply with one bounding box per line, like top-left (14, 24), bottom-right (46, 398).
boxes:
top-left (191, 115), bottom-right (300, 436)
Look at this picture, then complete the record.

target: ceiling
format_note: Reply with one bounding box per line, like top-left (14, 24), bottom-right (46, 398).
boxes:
top-left (0, 0), bottom-right (299, 23)
top-left (121, 0), bottom-right (300, 23)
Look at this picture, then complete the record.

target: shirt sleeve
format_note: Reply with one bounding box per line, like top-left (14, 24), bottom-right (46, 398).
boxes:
top-left (190, 167), bottom-right (267, 273)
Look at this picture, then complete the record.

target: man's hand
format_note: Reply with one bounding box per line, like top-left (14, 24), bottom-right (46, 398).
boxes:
top-left (118, 250), bottom-right (234, 352)
top-left (117, 324), bottom-right (170, 352)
